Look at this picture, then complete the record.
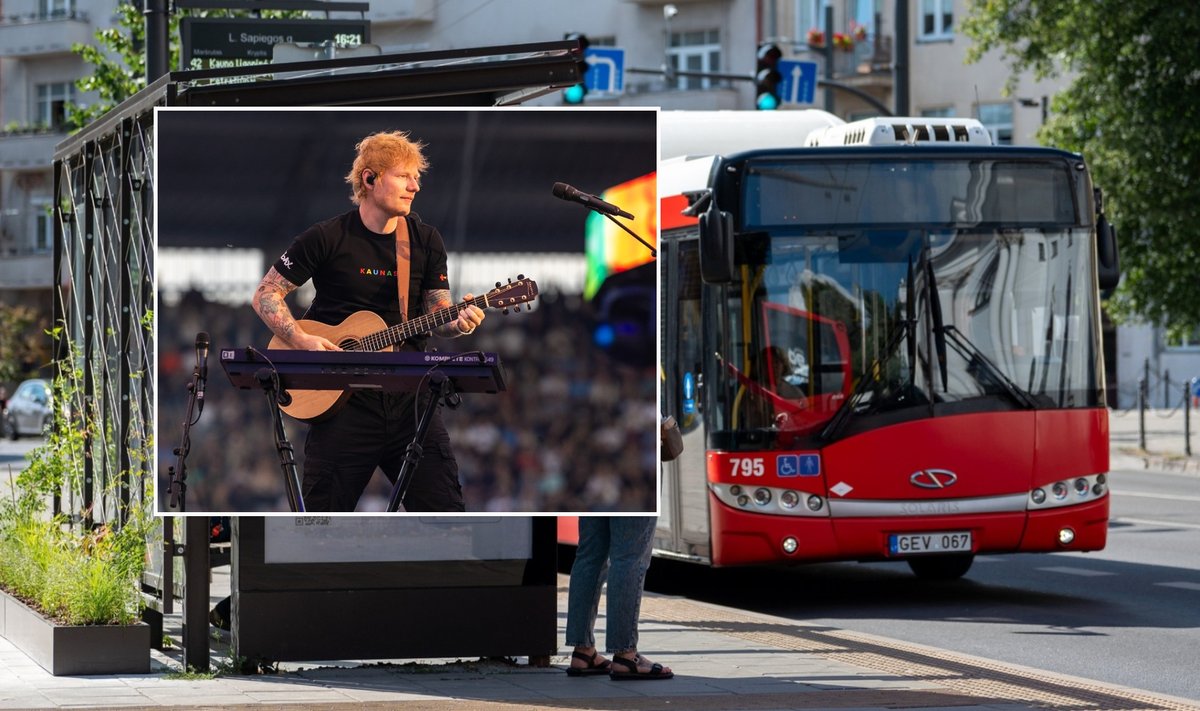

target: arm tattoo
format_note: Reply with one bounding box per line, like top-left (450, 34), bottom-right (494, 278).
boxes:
top-left (426, 288), bottom-right (462, 337)
top-left (253, 267), bottom-right (302, 341)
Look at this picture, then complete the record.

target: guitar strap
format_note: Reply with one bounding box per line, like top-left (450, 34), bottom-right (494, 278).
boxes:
top-left (395, 215), bottom-right (411, 323)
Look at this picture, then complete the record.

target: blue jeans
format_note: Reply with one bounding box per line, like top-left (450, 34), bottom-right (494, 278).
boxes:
top-left (565, 516), bottom-right (656, 654)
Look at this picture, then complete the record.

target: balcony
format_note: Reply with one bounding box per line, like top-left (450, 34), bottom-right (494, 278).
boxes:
top-left (0, 251), bottom-right (53, 289)
top-left (369, 0), bottom-right (435, 26)
top-left (0, 130), bottom-right (62, 170)
top-left (0, 11), bottom-right (92, 58)
top-left (794, 33), bottom-right (893, 89)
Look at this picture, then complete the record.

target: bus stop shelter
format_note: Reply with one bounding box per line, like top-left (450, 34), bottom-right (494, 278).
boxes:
top-left (52, 40), bottom-right (581, 671)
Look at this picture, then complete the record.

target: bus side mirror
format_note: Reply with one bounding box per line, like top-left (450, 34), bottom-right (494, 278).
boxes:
top-left (699, 201), bottom-right (735, 283)
top-left (1096, 215), bottom-right (1120, 292)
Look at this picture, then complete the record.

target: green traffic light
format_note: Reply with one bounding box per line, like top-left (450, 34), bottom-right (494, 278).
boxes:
top-left (756, 93), bottom-right (779, 110)
top-left (564, 84), bottom-right (586, 104)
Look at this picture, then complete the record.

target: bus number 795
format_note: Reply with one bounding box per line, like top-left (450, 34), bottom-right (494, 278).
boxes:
top-left (730, 457), bottom-right (765, 477)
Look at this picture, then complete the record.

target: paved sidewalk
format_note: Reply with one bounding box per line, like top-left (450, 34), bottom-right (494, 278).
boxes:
top-left (2, 571), bottom-right (1198, 711)
top-left (1109, 407), bottom-right (1200, 474)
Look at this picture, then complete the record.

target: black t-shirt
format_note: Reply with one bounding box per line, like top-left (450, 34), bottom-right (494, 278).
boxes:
top-left (273, 209), bottom-right (449, 351)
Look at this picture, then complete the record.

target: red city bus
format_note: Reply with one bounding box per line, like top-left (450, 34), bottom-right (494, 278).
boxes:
top-left (641, 111), bottom-right (1121, 579)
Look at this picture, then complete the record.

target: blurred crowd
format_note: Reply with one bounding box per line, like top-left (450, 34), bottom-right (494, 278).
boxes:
top-left (156, 288), bottom-right (657, 514)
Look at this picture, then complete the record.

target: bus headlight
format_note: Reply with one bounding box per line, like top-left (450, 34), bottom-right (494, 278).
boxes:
top-left (1028, 474), bottom-right (1107, 510)
top-left (737, 494), bottom-right (750, 507)
top-left (806, 495), bottom-right (824, 512)
top-left (780, 490), bottom-right (800, 509)
top-left (781, 537), bottom-right (799, 554)
top-left (1058, 527), bottom-right (1076, 545)
top-left (753, 488), bottom-right (772, 506)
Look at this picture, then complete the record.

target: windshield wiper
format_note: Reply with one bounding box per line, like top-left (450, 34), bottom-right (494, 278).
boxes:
top-left (926, 259), bottom-right (949, 391)
top-left (939, 324), bottom-right (1039, 409)
top-left (821, 258), bottom-right (917, 442)
top-left (922, 253), bottom-right (1036, 409)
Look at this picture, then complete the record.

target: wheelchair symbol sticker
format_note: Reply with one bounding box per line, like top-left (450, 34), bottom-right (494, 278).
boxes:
top-left (778, 454), bottom-right (820, 477)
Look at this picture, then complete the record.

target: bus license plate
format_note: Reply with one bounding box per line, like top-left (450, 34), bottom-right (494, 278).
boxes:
top-left (889, 531), bottom-right (972, 556)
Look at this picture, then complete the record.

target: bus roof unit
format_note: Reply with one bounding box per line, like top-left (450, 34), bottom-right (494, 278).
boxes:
top-left (805, 117), bottom-right (993, 147)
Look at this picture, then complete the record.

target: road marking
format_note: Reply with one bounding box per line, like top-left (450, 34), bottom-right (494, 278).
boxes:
top-left (1113, 490), bottom-right (1200, 503)
top-left (1156, 581), bottom-right (1200, 591)
top-left (1035, 566), bottom-right (1115, 577)
top-left (1113, 516), bottom-right (1200, 531)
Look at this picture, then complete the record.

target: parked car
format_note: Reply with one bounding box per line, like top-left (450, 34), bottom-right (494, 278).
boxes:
top-left (4, 378), bottom-right (52, 440)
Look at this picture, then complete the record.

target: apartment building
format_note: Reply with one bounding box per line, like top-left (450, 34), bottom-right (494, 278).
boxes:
top-left (0, 0), bottom-right (116, 320)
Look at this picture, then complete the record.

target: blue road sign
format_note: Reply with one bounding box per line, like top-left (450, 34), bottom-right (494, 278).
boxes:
top-left (584, 47), bottom-right (625, 94)
top-left (776, 59), bottom-right (818, 105)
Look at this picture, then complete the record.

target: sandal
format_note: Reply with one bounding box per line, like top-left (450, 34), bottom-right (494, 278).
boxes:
top-left (565, 650), bottom-right (612, 676)
top-left (609, 654), bottom-right (674, 680)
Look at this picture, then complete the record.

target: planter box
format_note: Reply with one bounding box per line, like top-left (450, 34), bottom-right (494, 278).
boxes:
top-left (0, 589), bottom-right (150, 675)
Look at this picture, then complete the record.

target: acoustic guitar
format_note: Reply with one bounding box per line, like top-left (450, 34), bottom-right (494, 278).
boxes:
top-left (268, 276), bottom-right (538, 422)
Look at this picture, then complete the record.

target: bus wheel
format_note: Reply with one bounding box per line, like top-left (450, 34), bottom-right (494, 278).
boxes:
top-left (906, 553), bottom-right (974, 580)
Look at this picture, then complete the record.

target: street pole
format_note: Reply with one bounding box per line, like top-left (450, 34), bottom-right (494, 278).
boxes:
top-left (893, 0), bottom-right (910, 116)
top-left (1184, 380), bottom-right (1191, 457)
top-left (145, 0), bottom-right (169, 81)
top-left (823, 4), bottom-right (834, 112)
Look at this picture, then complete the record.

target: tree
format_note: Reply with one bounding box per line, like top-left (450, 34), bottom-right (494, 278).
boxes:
top-left (0, 304), bottom-right (51, 384)
top-left (962, 1), bottom-right (1200, 333)
top-left (70, 4), bottom-right (302, 129)
top-left (70, 3), bottom-right (163, 129)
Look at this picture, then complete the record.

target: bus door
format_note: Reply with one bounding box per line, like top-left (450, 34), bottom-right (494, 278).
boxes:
top-left (659, 236), bottom-right (715, 563)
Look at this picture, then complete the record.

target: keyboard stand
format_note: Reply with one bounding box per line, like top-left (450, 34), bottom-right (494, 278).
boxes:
top-left (255, 368), bottom-right (306, 513)
top-left (386, 371), bottom-right (453, 512)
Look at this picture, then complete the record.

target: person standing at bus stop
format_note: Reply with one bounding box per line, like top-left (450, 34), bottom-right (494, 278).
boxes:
top-left (564, 418), bottom-right (681, 680)
top-left (564, 517), bottom-right (673, 680)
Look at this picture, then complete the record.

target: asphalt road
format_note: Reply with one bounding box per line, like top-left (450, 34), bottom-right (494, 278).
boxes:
top-left (0, 436), bottom-right (41, 497)
top-left (645, 467), bottom-right (1200, 703)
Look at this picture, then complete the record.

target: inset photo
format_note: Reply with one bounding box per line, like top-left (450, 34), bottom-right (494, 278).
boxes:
top-left (154, 107), bottom-right (658, 514)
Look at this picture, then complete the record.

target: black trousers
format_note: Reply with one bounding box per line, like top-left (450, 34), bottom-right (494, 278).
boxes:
top-left (301, 390), bottom-right (465, 512)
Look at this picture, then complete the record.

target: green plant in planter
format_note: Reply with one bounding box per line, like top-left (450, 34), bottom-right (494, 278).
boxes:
top-left (0, 351), bottom-right (151, 626)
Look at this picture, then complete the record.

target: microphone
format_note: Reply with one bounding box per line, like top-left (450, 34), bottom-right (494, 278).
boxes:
top-left (195, 332), bottom-right (210, 402)
top-left (552, 182), bottom-right (634, 220)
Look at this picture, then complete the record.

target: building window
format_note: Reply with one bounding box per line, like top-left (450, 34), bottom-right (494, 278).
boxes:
top-left (977, 102), bottom-right (1013, 145)
top-left (40, 0), bottom-right (75, 19)
top-left (849, 0), bottom-right (879, 38)
top-left (919, 0), bottom-right (953, 40)
top-left (1165, 326), bottom-right (1200, 350)
top-left (32, 200), bottom-right (53, 253)
top-left (667, 29), bottom-right (721, 90)
top-left (921, 106), bottom-right (956, 118)
top-left (795, 0), bottom-right (822, 41)
top-left (34, 82), bottom-right (75, 129)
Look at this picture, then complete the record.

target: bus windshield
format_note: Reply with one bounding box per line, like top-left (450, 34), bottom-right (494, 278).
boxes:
top-left (706, 157), bottom-right (1103, 450)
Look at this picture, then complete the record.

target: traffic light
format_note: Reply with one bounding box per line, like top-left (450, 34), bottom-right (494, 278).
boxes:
top-left (564, 32), bottom-right (590, 104)
top-left (755, 42), bottom-right (783, 110)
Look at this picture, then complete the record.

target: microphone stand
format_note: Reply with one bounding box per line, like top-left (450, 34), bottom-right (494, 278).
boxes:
top-left (600, 211), bottom-right (656, 258)
top-left (166, 358), bottom-right (204, 512)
